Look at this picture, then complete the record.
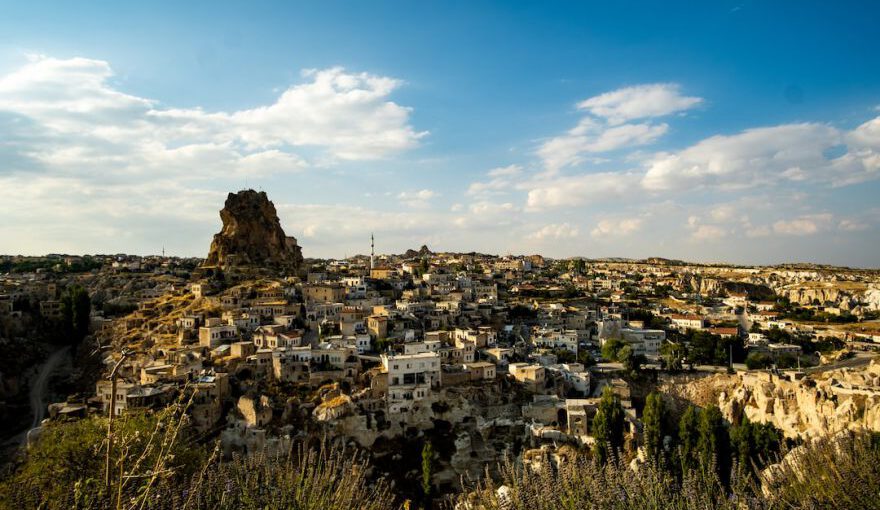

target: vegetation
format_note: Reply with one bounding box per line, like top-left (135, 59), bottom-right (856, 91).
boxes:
top-left (591, 386), bottom-right (625, 465)
top-left (0, 398), bottom-right (395, 510)
top-left (642, 392), bottom-right (665, 465)
top-left (0, 404), bottom-right (203, 510)
top-left (0, 256), bottom-right (103, 274)
top-left (60, 285), bottom-right (91, 349)
top-left (660, 341), bottom-right (686, 370)
top-left (677, 404), bottom-right (701, 472)
top-left (676, 329), bottom-right (744, 365)
top-left (729, 416), bottom-right (782, 480)
top-left (421, 440), bottom-right (434, 499)
top-left (601, 338), bottom-right (646, 372)
top-left (696, 405), bottom-right (730, 485)
top-left (745, 351), bottom-right (773, 369)
top-left (459, 431), bottom-right (880, 510)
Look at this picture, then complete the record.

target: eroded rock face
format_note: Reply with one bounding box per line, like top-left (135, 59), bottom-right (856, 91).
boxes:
top-left (204, 190), bottom-right (303, 270)
top-left (667, 360), bottom-right (880, 439)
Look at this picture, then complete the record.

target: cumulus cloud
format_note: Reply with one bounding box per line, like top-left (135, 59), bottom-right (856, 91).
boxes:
top-left (538, 120), bottom-right (667, 172)
top-left (641, 121), bottom-right (880, 191)
top-left (528, 222), bottom-right (579, 240)
top-left (397, 189), bottom-right (437, 208)
top-left (467, 164), bottom-right (522, 196)
top-left (690, 224), bottom-right (727, 241)
top-left (537, 83), bottom-right (701, 172)
top-left (772, 214), bottom-right (833, 236)
top-left (453, 201), bottom-right (520, 229)
top-left (576, 83), bottom-right (703, 125)
top-left (524, 171), bottom-right (640, 210)
top-left (590, 217), bottom-right (643, 238)
top-left (0, 55), bottom-right (427, 254)
top-left (838, 218), bottom-right (870, 231)
top-left (0, 56), bottom-right (425, 180)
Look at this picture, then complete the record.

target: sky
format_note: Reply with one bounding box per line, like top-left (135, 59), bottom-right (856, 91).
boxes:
top-left (0, 2), bottom-right (879, 267)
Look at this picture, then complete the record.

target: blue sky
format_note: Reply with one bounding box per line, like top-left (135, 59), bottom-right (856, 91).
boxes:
top-left (1, 1), bottom-right (879, 266)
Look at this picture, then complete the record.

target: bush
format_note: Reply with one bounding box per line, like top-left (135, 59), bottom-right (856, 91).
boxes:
top-left (745, 351), bottom-right (772, 370)
top-left (762, 431), bottom-right (880, 510)
top-left (457, 431), bottom-right (880, 510)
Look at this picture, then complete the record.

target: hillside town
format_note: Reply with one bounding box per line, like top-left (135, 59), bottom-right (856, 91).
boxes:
top-left (2, 190), bottom-right (880, 500)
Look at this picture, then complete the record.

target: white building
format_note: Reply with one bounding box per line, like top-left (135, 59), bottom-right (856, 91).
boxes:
top-left (620, 328), bottom-right (665, 358)
top-left (199, 319), bottom-right (238, 348)
top-left (381, 352), bottom-right (441, 414)
top-left (670, 314), bottom-right (704, 331)
top-left (532, 327), bottom-right (579, 354)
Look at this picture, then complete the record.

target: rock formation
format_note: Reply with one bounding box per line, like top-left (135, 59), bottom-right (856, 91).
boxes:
top-left (664, 360), bottom-right (880, 439)
top-left (675, 272), bottom-right (775, 299)
top-left (204, 190), bottom-right (303, 270)
top-left (403, 245), bottom-right (433, 259)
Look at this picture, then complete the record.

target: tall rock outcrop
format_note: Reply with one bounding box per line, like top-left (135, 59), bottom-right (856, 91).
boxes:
top-left (203, 190), bottom-right (303, 270)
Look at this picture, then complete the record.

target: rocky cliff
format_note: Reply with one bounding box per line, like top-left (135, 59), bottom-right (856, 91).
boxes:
top-left (203, 190), bottom-right (303, 270)
top-left (403, 245), bottom-right (433, 259)
top-left (664, 360), bottom-right (880, 439)
top-left (676, 272), bottom-right (775, 299)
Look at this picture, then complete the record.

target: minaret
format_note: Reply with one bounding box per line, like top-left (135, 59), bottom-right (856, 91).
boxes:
top-left (370, 233), bottom-right (375, 270)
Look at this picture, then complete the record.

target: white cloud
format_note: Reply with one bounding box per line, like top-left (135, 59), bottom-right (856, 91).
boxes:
top-left (528, 223), bottom-right (579, 240)
top-left (709, 204), bottom-right (738, 223)
top-left (524, 172), bottom-right (640, 210)
top-left (684, 214), bottom-right (727, 241)
top-left (453, 201), bottom-right (519, 229)
top-left (772, 214), bottom-right (833, 236)
top-left (576, 83), bottom-right (703, 125)
top-left (641, 120), bottom-right (880, 191)
top-left (467, 164), bottom-right (522, 196)
top-left (397, 189), bottom-right (437, 208)
top-left (537, 83), bottom-right (700, 172)
top-left (838, 218), bottom-right (869, 231)
top-left (745, 225), bottom-right (772, 238)
top-left (0, 55), bottom-right (428, 255)
top-left (590, 217), bottom-right (643, 238)
top-left (0, 56), bottom-right (425, 180)
top-left (691, 224), bottom-right (727, 241)
top-left (488, 164), bottom-right (522, 178)
top-left (538, 120), bottom-right (667, 171)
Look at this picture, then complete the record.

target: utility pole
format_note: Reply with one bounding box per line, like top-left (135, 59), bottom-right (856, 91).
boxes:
top-left (105, 349), bottom-right (135, 489)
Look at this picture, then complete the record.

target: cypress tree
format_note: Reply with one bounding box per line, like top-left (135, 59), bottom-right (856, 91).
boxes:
top-left (421, 441), bottom-right (434, 498)
top-left (643, 392), bottom-right (665, 465)
top-left (60, 285), bottom-right (90, 350)
top-left (678, 404), bottom-right (700, 473)
top-left (592, 386), bottom-right (625, 464)
top-left (697, 405), bottom-right (730, 484)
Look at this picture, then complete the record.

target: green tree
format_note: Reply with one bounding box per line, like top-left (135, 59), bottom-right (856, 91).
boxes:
top-left (592, 386), bottom-right (625, 464)
top-left (729, 416), bottom-right (781, 479)
top-left (60, 285), bottom-right (91, 349)
top-left (745, 351), bottom-right (771, 370)
top-left (678, 404), bottom-right (700, 472)
top-left (697, 405), bottom-right (730, 484)
top-left (577, 350), bottom-right (597, 367)
top-left (601, 337), bottom-right (625, 361)
top-left (617, 344), bottom-right (633, 368)
top-left (660, 341), bottom-right (686, 371)
top-left (421, 440), bottom-right (434, 498)
top-left (643, 392), bottom-right (665, 464)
